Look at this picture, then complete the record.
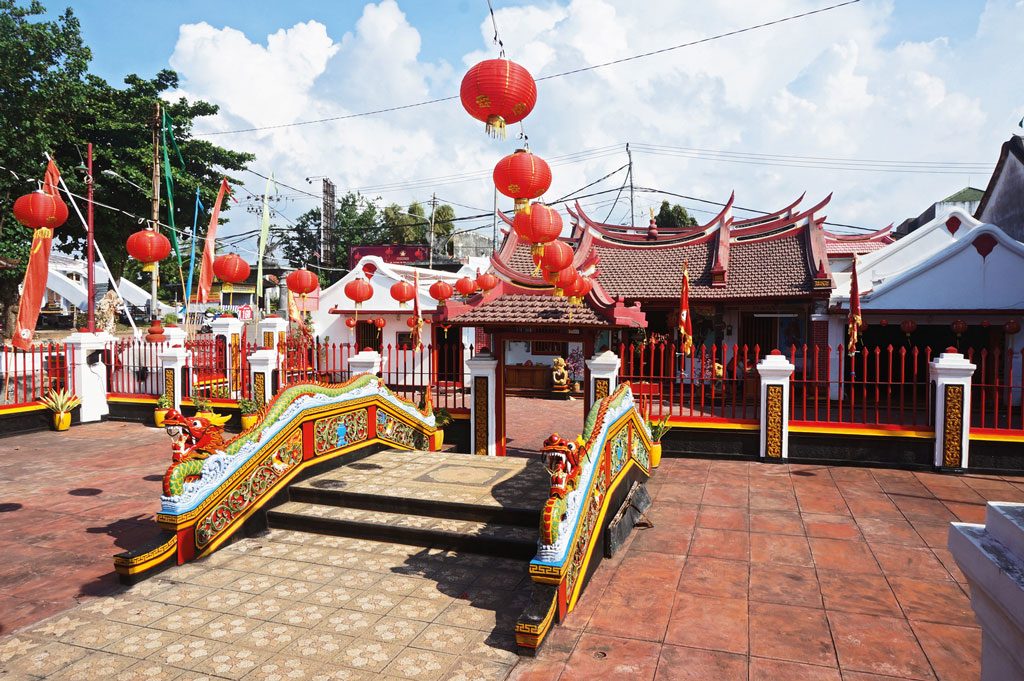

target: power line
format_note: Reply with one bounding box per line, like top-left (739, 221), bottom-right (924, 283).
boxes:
top-left (197, 1), bottom-right (862, 137)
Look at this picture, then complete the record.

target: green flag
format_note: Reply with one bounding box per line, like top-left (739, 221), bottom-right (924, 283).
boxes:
top-left (256, 175), bottom-right (275, 299)
top-left (161, 109), bottom-right (185, 266)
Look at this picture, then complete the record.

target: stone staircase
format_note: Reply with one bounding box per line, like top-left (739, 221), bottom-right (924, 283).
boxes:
top-left (265, 449), bottom-right (549, 560)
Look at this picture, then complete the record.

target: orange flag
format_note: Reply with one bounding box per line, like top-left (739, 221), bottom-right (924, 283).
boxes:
top-left (847, 263), bottom-right (863, 357)
top-left (197, 179), bottom-right (230, 303)
top-left (13, 160), bottom-right (64, 350)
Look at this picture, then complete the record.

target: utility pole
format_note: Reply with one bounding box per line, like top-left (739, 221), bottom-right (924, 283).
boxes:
top-left (320, 178), bottom-right (336, 268)
top-left (86, 143), bottom-right (95, 332)
top-left (626, 142), bottom-right (635, 228)
top-left (428, 193), bottom-right (438, 268)
top-left (492, 185), bottom-right (498, 253)
top-left (149, 101), bottom-right (161, 320)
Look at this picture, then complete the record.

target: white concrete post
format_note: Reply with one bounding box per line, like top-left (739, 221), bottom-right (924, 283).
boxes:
top-left (349, 350), bottom-right (382, 377)
top-left (162, 325), bottom-right (187, 346)
top-left (467, 351), bottom-right (499, 457)
top-left (247, 348), bottom-right (277, 406)
top-left (258, 315), bottom-right (289, 351)
top-left (929, 350), bottom-right (976, 469)
top-left (159, 343), bottom-right (188, 412)
top-left (586, 350), bottom-right (621, 405)
top-left (64, 331), bottom-right (116, 423)
top-left (210, 316), bottom-right (245, 397)
top-left (757, 350), bottom-right (795, 460)
top-left (949, 502), bottom-right (1024, 681)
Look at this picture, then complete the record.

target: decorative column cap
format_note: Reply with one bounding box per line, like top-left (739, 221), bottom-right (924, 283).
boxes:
top-left (929, 350), bottom-right (976, 379)
top-left (586, 349), bottom-right (621, 372)
top-left (757, 352), bottom-right (795, 380)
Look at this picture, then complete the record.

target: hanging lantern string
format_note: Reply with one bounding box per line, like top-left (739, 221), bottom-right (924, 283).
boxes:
top-left (486, 0), bottom-right (505, 58)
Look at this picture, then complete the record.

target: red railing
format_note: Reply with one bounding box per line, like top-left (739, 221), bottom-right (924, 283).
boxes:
top-left (106, 338), bottom-right (166, 397)
top-left (1, 342), bottom-right (75, 408)
top-left (789, 344), bottom-right (934, 429)
top-left (967, 347), bottom-right (1024, 432)
top-left (186, 334), bottom-right (227, 399)
top-left (278, 339), bottom-right (472, 411)
top-left (618, 342), bottom-right (762, 422)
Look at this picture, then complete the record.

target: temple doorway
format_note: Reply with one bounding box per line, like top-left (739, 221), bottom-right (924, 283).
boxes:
top-left (498, 334), bottom-right (591, 458)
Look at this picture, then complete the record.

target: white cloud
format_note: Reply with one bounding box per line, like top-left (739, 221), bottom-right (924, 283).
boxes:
top-left (165, 0), bottom-right (1024, 255)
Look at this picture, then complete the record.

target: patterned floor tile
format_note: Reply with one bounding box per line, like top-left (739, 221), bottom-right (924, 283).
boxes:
top-left (107, 601), bottom-right (180, 627)
top-left (60, 619), bottom-right (140, 650)
top-left (265, 579), bottom-right (319, 601)
top-left (192, 614), bottom-right (263, 644)
top-left (408, 624), bottom-right (484, 655)
top-left (469, 633), bottom-right (521, 666)
top-left (0, 640), bottom-right (88, 678)
top-left (244, 621), bottom-right (308, 652)
top-left (104, 628), bottom-right (182, 659)
top-left (238, 596), bottom-right (289, 621)
top-left (441, 657), bottom-right (513, 681)
top-left (270, 603), bottom-right (336, 629)
top-left (227, 573), bottom-right (282, 595)
top-left (335, 639), bottom-right (404, 673)
top-left (149, 607), bottom-right (220, 634)
top-left (330, 571), bottom-right (382, 590)
top-left (48, 650), bottom-right (137, 680)
top-left (189, 589), bottom-right (252, 614)
top-left (149, 583), bottom-right (215, 607)
top-left (347, 592), bottom-right (403, 615)
top-left (302, 584), bottom-right (361, 608)
top-left (365, 616), bottom-right (429, 645)
top-left (202, 644), bottom-right (269, 680)
top-left (183, 567), bottom-right (243, 589)
top-left (291, 630), bottom-right (356, 661)
top-left (433, 604), bottom-right (497, 632)
top-left (23, 614), bottom-right (95, 640)
top-left (147, 635), bottom-right (221, 670)
top-left (113, 660), bottom-right (185, 681)
top-left (326, 609), bottom-right (383, 637)
top-left (381, 647), bottom-right (457, 681)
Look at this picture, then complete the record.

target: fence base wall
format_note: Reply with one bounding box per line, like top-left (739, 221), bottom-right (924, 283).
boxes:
top-left (963, 440), bottom-right (1024, 474)
top-left (0, 405), bottom-right (79, 436)
top-left (443, 419), bottom-right (471, 454)
top-left (788, 432), bottom-right (934, 468)
top-left (662, 426), bottom-right (760, 459)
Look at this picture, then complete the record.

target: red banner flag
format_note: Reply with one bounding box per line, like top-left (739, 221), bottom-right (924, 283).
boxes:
top-left (12, 160), bottom-right (63, 350)
top-left (678, 263), bottom-right (693, 354)
top-left (197, 179), bottom-right (230, 303)
top-left (847, 263), bottom-right (863, 357)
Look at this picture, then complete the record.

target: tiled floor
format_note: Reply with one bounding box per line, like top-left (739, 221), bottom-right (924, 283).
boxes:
top-left (510, 458), bottom-right (1024, 681)
top-left (0, 421), bottom-right (169, 635)
top-left (503, 396), bottom-right (584, 458)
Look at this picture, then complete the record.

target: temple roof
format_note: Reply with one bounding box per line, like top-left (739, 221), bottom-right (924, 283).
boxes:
top-left (444, 294), bottom-right (615, 327)
top-left (822, 224), bottom-right (895, 258)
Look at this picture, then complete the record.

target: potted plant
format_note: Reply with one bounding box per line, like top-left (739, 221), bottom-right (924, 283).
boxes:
top-left (40, 388), bottom-right (81, 432)
top-left (646, 413), bottom-right (670, 468)
top-left (192, 396), bottom-right (214, 419)
top-left (239, 398), bottom-right (260, 431)
top-left (433, 407), bottom-right (453, 448)
top-left (155, 394), bottom-right (172, 427)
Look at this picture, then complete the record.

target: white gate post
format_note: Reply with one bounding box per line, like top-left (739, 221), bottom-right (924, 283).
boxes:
top-left (247, 348), bottom-right (277, 406)
top-left (757, 350), bottom-right (795, 460)
top-left (209, 315), bottom-right (244, 397)
top-left (586, 350), bottom-right (621, 404)
top-left (349, 350), bottom-right (382, 377)
top-left (64, 331), bottom-right (115, 423)
top-left (159, 343), bottom-right (188, 412)
top-left (929, 349), bottom-right (976, 469)
top-left (467, 350), bottom-right (499, 457)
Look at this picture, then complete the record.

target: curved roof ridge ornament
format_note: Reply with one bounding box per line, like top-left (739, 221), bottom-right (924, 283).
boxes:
top-left (732, 193), bottom-right (833, 241)
top-left (733, 191), bottom-right (806, 227)
top-left (824, 223), bottom-right (894, 241)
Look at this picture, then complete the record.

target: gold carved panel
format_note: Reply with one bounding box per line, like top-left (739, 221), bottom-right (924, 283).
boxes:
top-left (765, 384), bottom-right (783, 459)
top-left (942, 384), bottom-right (964, 468)
top-left (474, 376), bottom-right (488, 456)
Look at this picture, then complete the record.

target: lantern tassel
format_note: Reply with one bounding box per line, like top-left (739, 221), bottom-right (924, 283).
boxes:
top-left (486, 115), bottom-right (507, 139)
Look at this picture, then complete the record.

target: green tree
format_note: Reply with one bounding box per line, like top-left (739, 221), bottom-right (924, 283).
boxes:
top-left (433, 204), bottom-right (455, 256)
top-left (0, 1), bottom-right (252, 316)
top-left (655, 200), bottom-right (698, 229)
top-left (381, 202), bottom-right (427, 243)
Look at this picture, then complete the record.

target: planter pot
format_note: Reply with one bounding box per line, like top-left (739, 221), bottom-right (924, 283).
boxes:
top-left (53, 412), bottom-right (71, 431)
top-left (650, 442), bottom-right (662, 468)
top-left (154, 408), bottom-right (169, 428)
top-left (195, 411), bottom-right (217, 420)
top-left (240, 414), bottom-right (258, 431)
top-left (436, 429), bottom-right (445, 448)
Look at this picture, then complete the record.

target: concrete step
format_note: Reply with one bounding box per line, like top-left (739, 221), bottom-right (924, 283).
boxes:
top-left (265, 500), bottom-right (538, 560)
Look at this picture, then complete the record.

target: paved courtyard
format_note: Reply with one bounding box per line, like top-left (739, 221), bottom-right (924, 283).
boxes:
top-left (503, 396), bottom-right (583, 458)
top-left (2, 422), bottom-right (1023, 680)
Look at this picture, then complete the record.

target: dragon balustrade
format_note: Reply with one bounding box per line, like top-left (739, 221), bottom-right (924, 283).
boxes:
top-left (515, 383), bottom-right (654, 654)
top-left (114, 374), bottom-right (439, 582)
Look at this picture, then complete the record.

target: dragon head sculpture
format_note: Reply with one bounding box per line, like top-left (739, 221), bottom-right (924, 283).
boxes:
top-left (164, 409), bottom-right (231, 463)
top-left (541, 432), bottom-right (585, 498)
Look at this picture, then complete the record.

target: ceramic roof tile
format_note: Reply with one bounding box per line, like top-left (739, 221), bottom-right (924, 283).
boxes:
top-left (447, 294), bottom-right (613, 327)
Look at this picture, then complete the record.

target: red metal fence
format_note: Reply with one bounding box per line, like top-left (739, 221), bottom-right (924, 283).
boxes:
top-left (0, 342), bottom-right (75, 408)
top-left (279, 339), bottom-right (472, 411)
top-left (106, 338), bottom-right (166, 397)
top-left (967, 347), bottom-right (1024, 432)
top-left (618, 342), bottom-right (763, 422)
top-left (789, 344), bottom-right (934, 429)
top-left (186, 334), bottom-right (227, 400)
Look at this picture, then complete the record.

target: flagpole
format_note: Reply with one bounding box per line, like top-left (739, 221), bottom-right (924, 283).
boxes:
top-left (47, 153), bottom-right (139, 337)
top-left (86, 143), bottom-right (96, 333)
top-left (150, 101), bottom-right (161, 321)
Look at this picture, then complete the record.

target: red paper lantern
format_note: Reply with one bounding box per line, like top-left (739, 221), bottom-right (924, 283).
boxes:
top-left (287, 268), bottom-right (319, 296)
top-left (493, 149), bottom-right (552, 212)
top-left (213, 253), bottom-right (250, 284)
top-left (900, 320), bottom-right (917, 336)
top-left (390, 280), bottom-right (415, 306)
top-left (342, 277), bottom-right (372, 307)
top-left (406, 316), bottom-right (418, 328)
top-left (126, 228), bottom-right (171, 264)
top-left (459, 59), bottom-right (537, 138)
top-left (544, 267), bottom-right (579, 294)
top-left (428, 280), bottom-right (453, 304)
top-left (345, 318), bottom-right (357, 329)
top-left (540, 240), bottom-right (573, 272)
top-left (476, 271), bottom-right (499, 291)
top-left (1005, 319), bottom-right (1021, 335)
top-left (513, 203), bottom-right (563, 258)
top-left (13, 190), bottom-right (68, 230)
top-left (373, 317), bottom-right (386, 329)
top-left (951, 319), bottom-right (968, 336)
top-left (455, 276), bottom-right (477, 297)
